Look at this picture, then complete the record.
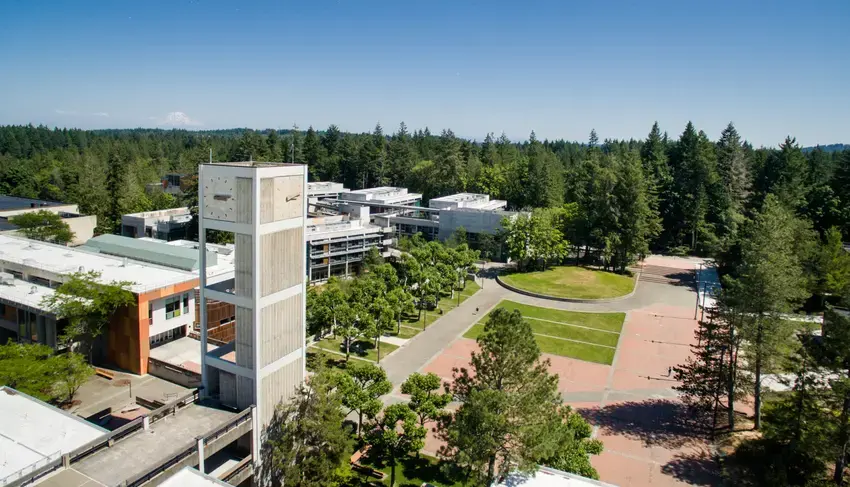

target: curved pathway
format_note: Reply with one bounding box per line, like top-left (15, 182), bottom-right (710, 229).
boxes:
top-left (381, 256), bottom-right (718, 487)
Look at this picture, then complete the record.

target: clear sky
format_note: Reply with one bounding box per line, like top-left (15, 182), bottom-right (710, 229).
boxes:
top-left (1, 0), bottom-right (847, 147)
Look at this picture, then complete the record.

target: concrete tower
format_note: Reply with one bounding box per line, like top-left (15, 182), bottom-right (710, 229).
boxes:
top-left (197, 162), bottom-right (307, 457)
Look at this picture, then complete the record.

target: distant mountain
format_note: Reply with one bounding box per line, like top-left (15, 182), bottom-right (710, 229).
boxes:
top-left (802, 144), bottom-right (849, 153)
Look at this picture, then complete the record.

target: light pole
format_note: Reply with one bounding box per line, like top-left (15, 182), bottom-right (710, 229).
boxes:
top-left (694, 262), bottom-right (703, 320)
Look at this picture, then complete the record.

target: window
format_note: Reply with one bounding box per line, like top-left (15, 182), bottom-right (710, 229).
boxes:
top-left (148, 303), bottom-right (153, 323)
top-left (182, 293), bottom-right (189, 313)
top-left (165, 296), bottom-right (182, 319)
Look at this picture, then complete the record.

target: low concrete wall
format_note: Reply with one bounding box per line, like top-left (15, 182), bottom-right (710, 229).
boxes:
top-left (147, 357), bottom-right (202, 388)
top-left (495, 270), bottom-right (640, 304)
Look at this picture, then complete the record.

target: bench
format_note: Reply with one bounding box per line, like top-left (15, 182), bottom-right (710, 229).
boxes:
top-left (95, 368), bottom-right (115, 380)
top-left (350, 447), bottom-right (386, 480)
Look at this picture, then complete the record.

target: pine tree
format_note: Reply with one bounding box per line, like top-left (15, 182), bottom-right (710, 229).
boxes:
top-left (440, 308), bottom-right (593, 484)
top-left (716, 122), bottom-right (749, 212)
top-left (303, 126), bottom-right (323, 168)
top-left (732, 195), bottom-right (812, 429)
top-left (263, 367), bottom-right (353, 487)
top-left (388, 122), bottom-right (415, 187)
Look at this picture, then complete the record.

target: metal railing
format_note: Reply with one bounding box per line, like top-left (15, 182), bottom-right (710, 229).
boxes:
top-left (220, 455), bottom-right (253, 483)
top-left (203, 406), bottom-right (253, 443)
top-left (122, 406), bottom-right (253, 487)
top-left (0, 451), bottom-right (60, 486)
top-left (122, 441), bottom-right (197, 487)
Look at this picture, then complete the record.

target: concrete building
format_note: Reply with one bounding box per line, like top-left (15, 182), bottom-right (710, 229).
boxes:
top-left (121, 207), bottom-right (193, 241)
top-left (307, 181), bottom-right (347, 201)
top-left (429, 192), bottom-right (508, 211)
top-left (198, 162), bottom-right (307, 456)
top-left (369, 191), bottom-right (513, 249)
top-left (306, 207), bottom-right (393, 283)
top-left (343, 186), bottom-right (422, 213)
top-left (0, 234), bottom-right (234, 374)
top-left (5, 388), bottom-right (254, 487)
top-left (0, 195), bottom-right (96, 246)
top-left (0, 386), bottom-right (108, 485)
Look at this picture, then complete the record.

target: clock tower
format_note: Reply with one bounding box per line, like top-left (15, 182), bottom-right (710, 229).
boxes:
top-left (198, 161), bottom-right (307, 462)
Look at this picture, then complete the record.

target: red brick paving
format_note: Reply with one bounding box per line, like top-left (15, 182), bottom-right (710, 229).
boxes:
top-left (420, 296), bottom-right (719, 486)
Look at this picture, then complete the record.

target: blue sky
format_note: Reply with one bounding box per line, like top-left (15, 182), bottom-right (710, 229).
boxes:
top-left (0, 0), bottom-right (848, 147)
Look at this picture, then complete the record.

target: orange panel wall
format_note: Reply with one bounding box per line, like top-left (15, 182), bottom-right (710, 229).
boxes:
top-left (107, 278), bottom-right (199, 375)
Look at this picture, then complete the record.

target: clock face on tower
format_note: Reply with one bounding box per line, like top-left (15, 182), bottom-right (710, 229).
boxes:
top-left (202, 176), bottom-right (236, 221)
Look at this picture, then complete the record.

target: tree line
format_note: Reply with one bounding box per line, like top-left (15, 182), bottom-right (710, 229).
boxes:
top-left (2, 123), bottom-right (847, 255)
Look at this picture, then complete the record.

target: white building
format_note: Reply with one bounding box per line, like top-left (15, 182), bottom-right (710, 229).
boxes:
top-left (0, 386), bottom-right (108, 485)
top-left (0, 195), bottom-right (96, 246)
top-left (121, 207), bottom-right (193, 241)
top-left (306, 207), bottom-right (393, 283)
top-left (429, 192), bottom-right (508, 211)
top-left (0, 233), bottom-right (234, 374)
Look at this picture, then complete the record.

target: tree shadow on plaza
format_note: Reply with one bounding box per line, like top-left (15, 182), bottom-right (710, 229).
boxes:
top-left (661, 450), bottom-right (722, 486)
top-left (578, 398), bottom-right (705, 449)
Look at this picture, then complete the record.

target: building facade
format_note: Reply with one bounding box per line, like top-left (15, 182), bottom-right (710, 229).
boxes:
top-left (0, 195), bottom-right (96, 246)
top-left (198, 161), bottom-right (308, 455)
top-left (121, 207), bottom-right (193, 241)
top-left (306, 209), bottom-right (393, 283)
top-left (0, 234), bottom-right (236, 374)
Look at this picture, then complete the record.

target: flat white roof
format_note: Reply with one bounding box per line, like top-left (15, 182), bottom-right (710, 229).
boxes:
top-left (0, 277), bottom-right (55, 313)
top-left (494, 467), bottom-right (617, 487)
top-left (0, 387), bottom-right (107, 483)
top-left (159, 467), bottom-right (231, 487)
top-left (430, 192), bottom-right (487, 202)
top-left (123, 207), bottom-right (190, 219)
top-left (307, 181), bottom-right (348, 194)
top-left (0, 235), bottom-right (197, 294)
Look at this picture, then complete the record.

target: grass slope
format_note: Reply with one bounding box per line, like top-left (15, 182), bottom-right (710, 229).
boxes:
top-left (501, 266), bottom-right (635, 300)
top-left (464, 300), bottom-right (625, 365)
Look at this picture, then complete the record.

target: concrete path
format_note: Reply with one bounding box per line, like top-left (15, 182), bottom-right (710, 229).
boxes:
top-left (380, 258), bottom-right (702, 387)
top-left (380, 276), bottom-right (508, 385)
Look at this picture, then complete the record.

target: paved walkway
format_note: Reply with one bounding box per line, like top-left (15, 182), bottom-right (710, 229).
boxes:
top-left (379, 256), bottom-right (721, 486)
top-left (381, 277), bottom-right (508, 385)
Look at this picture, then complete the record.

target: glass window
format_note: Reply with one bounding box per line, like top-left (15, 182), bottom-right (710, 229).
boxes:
top-left (165, 296), bottom-right (181, 319)
top-left (148, 303), bottom-right (153, 323)
top-left (183, 293), bottom-right (189, 313)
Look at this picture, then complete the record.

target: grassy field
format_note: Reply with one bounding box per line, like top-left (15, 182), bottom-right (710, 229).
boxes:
top-left (501, 265), bottom-right (635, 300)
top-left (350, 453), bottom-right (465, 486)
top-left (311, 336), bottom-right (399, 363)
top-left (464, 300), bottom-right (624, 365)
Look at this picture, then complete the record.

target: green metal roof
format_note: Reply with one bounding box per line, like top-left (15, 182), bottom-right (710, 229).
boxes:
top-left (83, 234), bottom-right (216, 271)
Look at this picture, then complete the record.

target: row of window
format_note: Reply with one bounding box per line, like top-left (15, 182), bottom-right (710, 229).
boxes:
top-left (147, 293), bottom-right (191, 323)
top-left (150, 326), bottom-right (186, 347)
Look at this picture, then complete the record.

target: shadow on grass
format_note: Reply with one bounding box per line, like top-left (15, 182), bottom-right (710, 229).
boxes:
top-left (578, 398), bottom-right (705, 450)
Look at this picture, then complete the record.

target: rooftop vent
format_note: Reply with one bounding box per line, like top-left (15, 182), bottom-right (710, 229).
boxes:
top-left (121, 257), bottom-right (129, 267)
top-left (78, 266), bottom-right (85, 273)
top-left (0, 272), bottom-right (14, 286)
top-left (29, 285), bottom-right (37, 294)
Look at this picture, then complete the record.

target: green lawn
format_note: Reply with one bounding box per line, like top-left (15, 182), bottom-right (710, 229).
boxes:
top-left (348, 454), bottom-right (466, 487)
top-left (311, 336), bottom-right (399, 363)
top-left (489, 301), bottom-right (625, 332)
top-left (391, 325), bottom-right (422, 339)
top-left (464, 300), bottom-right (625, 365)
top-left (501, 266), bottom-right (635, 300)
